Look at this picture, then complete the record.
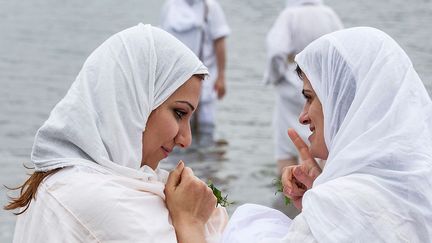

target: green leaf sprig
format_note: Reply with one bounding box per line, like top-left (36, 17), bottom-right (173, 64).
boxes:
top-left (273, 177), bottom-right (291, 205)
top-left (207, 180), bottom-right (233, 207)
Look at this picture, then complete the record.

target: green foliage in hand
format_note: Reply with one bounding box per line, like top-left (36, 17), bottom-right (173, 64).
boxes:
top-left (273, 177), bottom-right (291, 205)
top-left (207, 181), bottom-right (233, 207)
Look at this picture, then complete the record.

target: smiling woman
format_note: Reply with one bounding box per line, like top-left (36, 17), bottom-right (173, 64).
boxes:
top-left (4, 24), bottom-right (227, 243)
top-left (222, 27), bottom-right (432, 243)
top-left (297, 72), bottom-right (328, 160)
top-left (142, 75), bottom-right (202, 169)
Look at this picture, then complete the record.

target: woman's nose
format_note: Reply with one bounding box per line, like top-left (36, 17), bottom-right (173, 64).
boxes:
top-left (299, 107), bottom-right (309, 125)
top-left (175, 123), bottom-right (192, 148)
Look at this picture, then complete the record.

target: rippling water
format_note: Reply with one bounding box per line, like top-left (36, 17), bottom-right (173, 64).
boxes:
top-left (1, 0), bottom-right (431, 241)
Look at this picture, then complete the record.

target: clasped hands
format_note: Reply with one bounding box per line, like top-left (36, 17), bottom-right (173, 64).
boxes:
top-left (165, 161), bottom-right (216, 230)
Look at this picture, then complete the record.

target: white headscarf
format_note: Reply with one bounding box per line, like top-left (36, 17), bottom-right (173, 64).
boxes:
top-left (285, 0), bottom-right (322, 7)
top-left (295, 27), bottom-right (432, 241)
top-left (31, 23), bottom-right (208, 180)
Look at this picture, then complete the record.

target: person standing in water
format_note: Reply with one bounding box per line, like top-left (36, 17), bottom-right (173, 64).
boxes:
top-left (161, 0), bottom-right (230, 148)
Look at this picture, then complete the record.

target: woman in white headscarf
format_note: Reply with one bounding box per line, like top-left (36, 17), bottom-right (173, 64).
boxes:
top-left (223, 27), bottom-right (432, 242)
top-left (5, 23), bottom-right (228, 243)
top-left (264, 0), bottom-right (343, 173)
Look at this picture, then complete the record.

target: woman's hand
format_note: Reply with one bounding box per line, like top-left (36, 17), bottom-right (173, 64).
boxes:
top-left (165, 161), bottom-right (217, 243)
top-left (281, 129), bottom-right (322, 210)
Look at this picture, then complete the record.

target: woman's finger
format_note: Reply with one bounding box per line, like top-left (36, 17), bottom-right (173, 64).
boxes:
top-left (287, 128), bottom-right (313, 163)
top-left (288, 128), bottom-right (321, 170)
top-left (293, 166), bottom-right (315, 189)
top-left (282, 166), bottom-right (306, 197)
top-left (166, 160), bottom-right (185, 189)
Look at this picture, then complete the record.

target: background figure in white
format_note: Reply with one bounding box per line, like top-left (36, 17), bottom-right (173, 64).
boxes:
top-left (161, 0), bottom-right (230, 147)
top-left (263, 0), bottom-right (343, 173)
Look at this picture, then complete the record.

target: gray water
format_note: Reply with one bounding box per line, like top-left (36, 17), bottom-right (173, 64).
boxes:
top-left (1, 0), bottom-right (431, 241)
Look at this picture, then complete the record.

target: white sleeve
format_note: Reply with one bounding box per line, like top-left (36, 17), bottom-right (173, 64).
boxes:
top-left (207, 0), bottom-right (230, 40)
top-left (273, 214), bottom-right (318, 243)
top-left (222, 204), bottom-right (317, 243)
top-left (49, 172), bottom-right (178, 242)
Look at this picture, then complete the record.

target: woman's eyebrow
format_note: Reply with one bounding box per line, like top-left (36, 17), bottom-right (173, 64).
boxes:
top-left (176, 101), bottom-right (195, 111)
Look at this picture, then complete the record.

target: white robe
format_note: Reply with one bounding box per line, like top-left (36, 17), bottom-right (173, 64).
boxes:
top-left (263, 3), bottom-right (343, 160)
top-left (13, 23), bottom-right (228, 242)
top-left (225, 27), bottom-right (432, 242)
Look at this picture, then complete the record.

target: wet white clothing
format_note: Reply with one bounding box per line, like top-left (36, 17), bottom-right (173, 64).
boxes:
top-left (161, 0), bottom-right (230, 136)
top-left (14, 23), bottom-right (228, 242)
top-left (264, 3), bottom-right (343, 160)
top-left (225, 27), bottom-right (432, 242)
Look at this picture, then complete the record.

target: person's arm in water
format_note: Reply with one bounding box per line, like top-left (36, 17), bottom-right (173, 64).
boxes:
top-left (165, 161), bottom-right (217, 243)
top-left (213, 37), bottom-right (227, 99)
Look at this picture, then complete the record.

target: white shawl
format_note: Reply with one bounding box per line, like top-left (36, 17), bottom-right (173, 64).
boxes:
top-left (31, 23), bottom-right (208, 179)
top-left (295, 27), bottom-right (432, 242)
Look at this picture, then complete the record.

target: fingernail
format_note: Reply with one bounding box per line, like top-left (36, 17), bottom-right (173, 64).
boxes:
top-left (177, 160), bottom-right (183, 168)
top-left (294, 168), bottom-right (302, 176)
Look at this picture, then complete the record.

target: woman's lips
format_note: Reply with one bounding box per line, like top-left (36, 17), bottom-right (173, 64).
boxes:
top-left (161, 146), bottom-right (172, 157)
top-left (308, 133), bottom-right (314, 142)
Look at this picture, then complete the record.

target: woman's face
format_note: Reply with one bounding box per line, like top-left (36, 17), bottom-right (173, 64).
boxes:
top-left (141, 76), bottom-right (202, 169)
top-left (299, 74), bottom-right (329, 160)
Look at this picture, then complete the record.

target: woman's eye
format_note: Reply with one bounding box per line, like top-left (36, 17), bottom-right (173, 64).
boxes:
top-left (174, 109), bottom-right (187, 120)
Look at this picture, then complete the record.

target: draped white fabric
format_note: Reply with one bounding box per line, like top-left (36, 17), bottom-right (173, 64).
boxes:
top-left (31, 23), bottom-right (207, 179)
top-left (294, 27), bottom-right (432, 242)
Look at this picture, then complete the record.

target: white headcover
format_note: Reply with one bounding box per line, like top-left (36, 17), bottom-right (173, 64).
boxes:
top-left (295, 27), bottom-right (432, 241)
top-left (31, 23), bottom-right (208, 180)
top-left (285, 0), bottom-right (322, 7)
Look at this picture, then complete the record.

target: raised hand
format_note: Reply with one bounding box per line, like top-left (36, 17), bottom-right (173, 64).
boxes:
top-left (165, 161), bottom-right (217, 243)
top-left (281, 129), bottom-right (322, 210)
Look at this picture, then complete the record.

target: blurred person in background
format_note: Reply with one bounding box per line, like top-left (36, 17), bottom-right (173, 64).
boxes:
top-left (161, 0), bottom-right (230, 148)
top-left (263, 0), bottom-right (343, 175)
